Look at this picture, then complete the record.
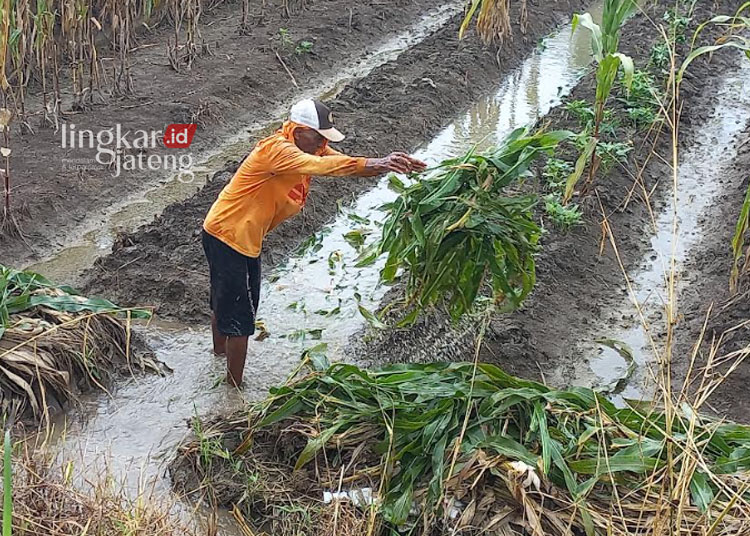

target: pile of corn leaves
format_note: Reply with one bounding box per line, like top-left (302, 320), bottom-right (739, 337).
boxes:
top-left (0, 265), bottom-right (150, 339)
top-left (361, 128), bottom-right (572, 325)
top-left (0, 265), bottom-right (153, 419)
top-left (225, 358), bottom-right (750, 535)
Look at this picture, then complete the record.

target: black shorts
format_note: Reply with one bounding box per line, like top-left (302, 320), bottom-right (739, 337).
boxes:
top-left (201, 230), bottom-right (261, 337)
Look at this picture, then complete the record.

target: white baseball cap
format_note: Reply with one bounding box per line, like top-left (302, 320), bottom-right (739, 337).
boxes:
top-left (289, 99), bottom-right (345, 142)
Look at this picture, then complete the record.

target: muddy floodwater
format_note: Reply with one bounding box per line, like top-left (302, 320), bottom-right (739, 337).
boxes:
top-left (578, 61), bottom-right (750, 403)
top-left (50, 8), bottom-right (599, 527)
top-left (24, 1), bottom-right (463, 286)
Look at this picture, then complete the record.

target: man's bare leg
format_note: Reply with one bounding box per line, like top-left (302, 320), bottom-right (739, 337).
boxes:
top-left (226, 335), bottom-right (248, 387)
top-left (211, 314), bottom-right (227, 356)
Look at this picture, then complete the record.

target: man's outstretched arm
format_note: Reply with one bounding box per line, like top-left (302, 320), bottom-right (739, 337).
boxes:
top-left (357, 152), bottom-right (426, 176)
top-left (322, 146), bottom-right (425, 176)
top-left (272, 143), bottom-right (426, 177)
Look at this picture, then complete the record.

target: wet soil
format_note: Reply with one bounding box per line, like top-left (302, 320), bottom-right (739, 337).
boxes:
top-left (2, 0), bottom-right (451, 264)
top-left (78, 0), bottom-right (589, 320)
top-left (674, 127), bottom-right (750, 423)
top-left (357, 0), bottom-right (750, 387)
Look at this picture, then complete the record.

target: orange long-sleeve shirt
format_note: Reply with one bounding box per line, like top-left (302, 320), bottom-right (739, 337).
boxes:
top-left (204, 121), bottom-right (367, 257)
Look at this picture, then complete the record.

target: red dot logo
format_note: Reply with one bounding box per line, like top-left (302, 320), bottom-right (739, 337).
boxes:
top-left (164, 124), bottom-right (197, 148)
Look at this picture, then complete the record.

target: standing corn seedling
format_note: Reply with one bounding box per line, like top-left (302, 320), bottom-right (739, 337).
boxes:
top-left (563, 0), bottom-right (636, 203)
top-left (362, 128), bottom-right (571, 326)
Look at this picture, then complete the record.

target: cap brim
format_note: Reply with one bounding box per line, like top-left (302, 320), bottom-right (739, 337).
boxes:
top-left (318, 127), bottom-right (345, 142)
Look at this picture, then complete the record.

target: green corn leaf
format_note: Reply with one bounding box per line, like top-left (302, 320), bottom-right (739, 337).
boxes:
top-left (678, 39), bottom-right (750, 82)
top-left (458, 0), bottom-right (483, 40)
top-left (730, 182), bottom-right (750, 291)
top-left (257, 396), bottom-right (305, 428)
top-left (572, 12), bottom-right (603, 61)
top-left (295, 424), bottom-right (343, 470)
top-left (303, 343), bottom-right (330, 372)
top-left (564, 136), bottom-right (598, 203)
top-left (689, 471), bottom-right (715, 513)
top-left (613, 52), bottom-right (634, 91)
top-left (567, 454), bottom-right (660, 475)
top-left (358, 303), bottom-right (387, 330)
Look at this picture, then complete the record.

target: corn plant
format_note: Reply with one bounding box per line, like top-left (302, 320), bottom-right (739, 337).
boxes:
top-left (33, 0), bottom-right (59, 126)
top-left (360, 128), bottom-right (571, 326)
top-left (60, 0), bottom-right (103, 107)
top-left (184, 0), bottom-right (206, 68)
top-left (459, 0), bottom-right (528, 44)
top-left (8, 0), bottom-right (30, 122)
top-left (563, 0), bottom-right (637, 203)
top-left (730, 187), bottom-right (750, 293)
top-left (0, 0), bottom-right (9, 96)
top-left (677, 3), bottom-right (750, 82)
top-left (167, 0), bottom-right (207, 71)
top-left (102, 0), bottom-right (136, 95)
top-left (240, 0), bottom-right (249, 32)
top-left (0, 108), bottom-right (19, 238)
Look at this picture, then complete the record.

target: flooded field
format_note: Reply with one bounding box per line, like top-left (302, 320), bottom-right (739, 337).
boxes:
top-left (24, 2), bottom-right (463, 285)
top-left (584, 62), bottom-right (750, 402)
top-left (4, 0), bottom-right (750, 534)
top-left (52, 7), bottom-right (598, 499)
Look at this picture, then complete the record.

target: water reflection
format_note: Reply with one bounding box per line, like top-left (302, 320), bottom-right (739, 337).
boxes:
top-left (54, 7), bottom-right (601, 535)
top-left (585, 62), bottom-right (750, 403)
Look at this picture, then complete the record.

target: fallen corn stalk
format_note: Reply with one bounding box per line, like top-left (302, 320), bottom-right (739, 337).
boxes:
top-left (171, 358), bottom-right (750, 536)
top-left (359, 128), bottom-right (572, 326)
top-left (0, 264), bottom-right (155, 421)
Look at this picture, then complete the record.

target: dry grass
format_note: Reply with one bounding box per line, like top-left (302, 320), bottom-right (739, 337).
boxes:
top-left (4, 438), bottom-right (197, 536)
top-left (1, 266), bottom-right (159, 423)
top-left (1, 304), bottom-right (159, 422)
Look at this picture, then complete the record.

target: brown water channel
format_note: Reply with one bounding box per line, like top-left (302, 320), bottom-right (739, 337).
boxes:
top-left (44, 10), bottom-right (602, 533)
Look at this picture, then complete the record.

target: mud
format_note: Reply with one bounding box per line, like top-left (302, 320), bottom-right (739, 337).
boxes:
top-left (356, 0), bottom-right (750, 390)
top-left (42, 5), bottom-right (595, 519)
top-left (19, 2), bottom-right (464, 285)
top-left (78, 0), bottom-right (589, 320)
top-left (673, 124), bottom-right (750, 423)
top-left (2, 0), bottom-right (454, 265)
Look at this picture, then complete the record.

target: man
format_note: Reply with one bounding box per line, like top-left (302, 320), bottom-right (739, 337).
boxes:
top-left (202, 99), bottom-right (426, 386)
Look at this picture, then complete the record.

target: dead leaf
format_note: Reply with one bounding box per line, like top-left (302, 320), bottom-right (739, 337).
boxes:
top-left (456, 499), bottom-right (476, 529)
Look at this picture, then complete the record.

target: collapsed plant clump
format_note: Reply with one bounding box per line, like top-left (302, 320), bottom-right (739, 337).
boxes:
top-left (0, 264), bottom-right (156, 421)
top-left (171, 358), bottom-right (750, 536)
top-left (363, 128), bottom-right (571, 326)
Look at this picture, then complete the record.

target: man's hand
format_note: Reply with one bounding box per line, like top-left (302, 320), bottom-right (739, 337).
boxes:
top-left (392, 152), bottom-right (427, 173)
top-left (362, 152), bottom-right (427, 176)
